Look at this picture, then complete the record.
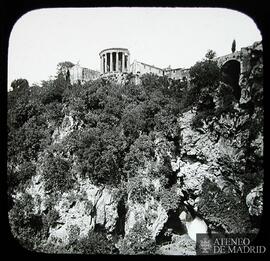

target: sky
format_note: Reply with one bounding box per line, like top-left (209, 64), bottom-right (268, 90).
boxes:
top-left (8, 7), bottom-right (262, 88)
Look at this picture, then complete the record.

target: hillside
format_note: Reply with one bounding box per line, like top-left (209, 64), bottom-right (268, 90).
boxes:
top-left (7, 42), bottom-right (263, 254)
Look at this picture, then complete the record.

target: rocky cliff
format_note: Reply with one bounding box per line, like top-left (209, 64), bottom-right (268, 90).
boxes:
top-left (8, 41), bottom-right (263, 255)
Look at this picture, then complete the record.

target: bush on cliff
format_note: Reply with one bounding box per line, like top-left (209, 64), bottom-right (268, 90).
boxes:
top-left (118, 221), bottom-right (156, 254)
top-left (9, 193), bottom-right (48, 250)
top-left (43, 153), bottom-right (73, 193)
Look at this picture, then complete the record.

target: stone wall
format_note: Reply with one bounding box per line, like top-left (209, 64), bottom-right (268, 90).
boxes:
top-left (164, 68), bottom-right (190, 81)
top-left (130, 61), bottom-right (164, 76)
top-left (69, 64), bottom-right (100, 84)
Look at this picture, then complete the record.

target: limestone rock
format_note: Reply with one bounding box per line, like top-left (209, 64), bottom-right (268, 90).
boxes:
top-left (125, 199), bottom-right (168, 239)
top-left (95, 188), bottom-right (118, 232)
top-left (177, 161), bottom-right (211, 196)
top-left (25, 175), bottom-right (119, 247)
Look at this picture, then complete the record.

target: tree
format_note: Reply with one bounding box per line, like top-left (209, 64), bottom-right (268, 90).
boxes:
top-left (205, 49), bottom-right (216, 60)
top-left (189, 59), bottom-right (220, 91)
top-left (66, 69), bottom-right (70, 82)
top-left (43, 154), bottom-right (73, 192)
top-left (56, 61), bottom-right (75, 76)
top-left (231, 39), bottom-right (236, 53)
top-left (118, 221), bottom-right (156, 254)
top-left (72, 231), bottom-right (117, 254)
top-left (10, 78), bottom-right (29, 91)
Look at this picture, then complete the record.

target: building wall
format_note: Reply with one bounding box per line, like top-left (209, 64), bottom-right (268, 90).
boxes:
top-left (69, 64), bottom-right (100, 84)
top-left (130, 61), bottom-right (164, 76)
top-left (164, 68), bottom-right (190, 81)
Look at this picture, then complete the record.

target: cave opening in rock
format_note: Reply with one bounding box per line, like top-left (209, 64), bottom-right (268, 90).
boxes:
top-left (221, 60), bottom-right (241, 100)
top-left (156, 209), bottom-right (186, 245)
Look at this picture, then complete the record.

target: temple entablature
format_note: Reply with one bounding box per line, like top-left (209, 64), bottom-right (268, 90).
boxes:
top-left (99, 48), bottom-right (130, 74)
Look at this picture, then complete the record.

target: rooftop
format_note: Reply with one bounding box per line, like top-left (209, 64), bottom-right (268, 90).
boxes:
top-left (99, 48), bottom-right (130, 56)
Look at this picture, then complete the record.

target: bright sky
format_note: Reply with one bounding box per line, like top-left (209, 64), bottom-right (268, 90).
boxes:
top-left (8, 7), bottom-right (262, 88)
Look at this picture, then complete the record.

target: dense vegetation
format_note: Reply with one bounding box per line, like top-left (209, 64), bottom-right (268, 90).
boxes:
top-left (7, 48), bottom-right (263, 253)
top-left (5, 56), bottom-right (227, 251)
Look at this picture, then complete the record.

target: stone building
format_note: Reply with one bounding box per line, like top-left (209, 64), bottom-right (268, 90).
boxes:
top-left (99, 47), bottom-right (189, 81)
top-left (129, 60), bottom-right (164, 76)
top-left (99, 48), bottom-right (130, 74)
top-left (69, 41), bottom-right (262, 90)
top-left (163, 67), bottom-right (190, 81)
top-left (69, 64), bottom-right (100, 84)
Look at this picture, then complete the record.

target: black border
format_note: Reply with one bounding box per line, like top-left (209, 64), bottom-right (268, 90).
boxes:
top-left (1, 0), bottom-right (269, 258)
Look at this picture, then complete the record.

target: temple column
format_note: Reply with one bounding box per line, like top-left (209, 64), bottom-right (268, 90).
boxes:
top-left (124, 55), bottom-right (127, 72)
top-left (110, 52), bottom-right (113, 73)
top-left (100, 56), bottom-right (103, 74)
top-left (103, 55), bottom-right (105, 74)
top-left (122, 52), bottom-right (125, 72)
top-left (116, 52), bottom-right (119, 72)
top-left (104, 53), bottom-right (107, 73)
top-left (127, 55), bottom-right (130, 72)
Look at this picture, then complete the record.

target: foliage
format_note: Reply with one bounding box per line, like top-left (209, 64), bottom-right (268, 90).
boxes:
top-left (118, 221), bottom-right (156, 254)
top-left (217, 153), bottom-right (263, 198)
top-left (71, 230), bottom-right (117, 254)
top-left (57, 61), bottom-right (75, 75)
top-left (198, 178), bottom-right (251, 233)
top-left (181, 55), bottom-right (220, 110)
top-left (128, 176), bottom-right (155, 204)
top-left (205, 49), bottom-right (216, 60)
top-left (42, 154), bottom-right (73, 193)
top-left (44, 208), bottom-right (60, 228)
top-left (40, 79), bottom-right (66, 104)
top-left (7, 45), bottom-right (264, 252)
top-left (124, 134), bottom-right (156, 178)
top-left (68, 225), bottom-right (81, 244)
top-left (10, 78), bottom-right (29, 91)
top-left (72, 126), bottom-right (127, 186)
top-left (9, 193), bottom-right (47, 250)
top-left (7, 161), bottom-right (36, 189)
top-left (191, 109), bottom-right (214, 129)
top-left (231, 39), bottom-right (236, 53)
top-left (189, 58), bottom-right (220, 91)
top-left (157, 185), bottom-right (181, 211)
top-left (215, 82), bottom-right (236, 116)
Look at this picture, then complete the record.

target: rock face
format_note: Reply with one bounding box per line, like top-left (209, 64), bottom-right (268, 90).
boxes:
top-left (174, 41), bottom-right (264, 235)
top-left (125, 198), bottom-right (168, 239)
top-left (25, 175), bottom-right (119, 247)
top-left (48, 182), bottom-right (118, 246)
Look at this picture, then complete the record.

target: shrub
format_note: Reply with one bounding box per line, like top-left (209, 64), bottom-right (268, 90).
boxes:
top-left (182, 57), bottom-right (220, 109)
top-left (189, 59), bottom-right (220, 91)
top-left (124, 135), bottom-right (155, 178)
top-left (197, 178), bottom-right (251, 233)
top-left (73, 126), bottom-right (126, 186)
top-left (44, 208), bottom-right (60, 228)
top-left (191, 110), bottom-right (214, 129)
top-left (118, 221), bottom-right (156, 254)
top-left (9, 193), bottom-right (47, 250)
top-left (215, 82), bottom-right (236, 116)
top-left (7, 161), bottom-right (36, 189)
top-left (68, 225), bottom-right (80, 244)
top-left (43, 154), bottom-right (73, 192)
top-left (157, 185), bottom-right (181, 211)
top-left (71, 230), bottom-right (117, 254)
top-left (128, 176), bottom-right (155, 204)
